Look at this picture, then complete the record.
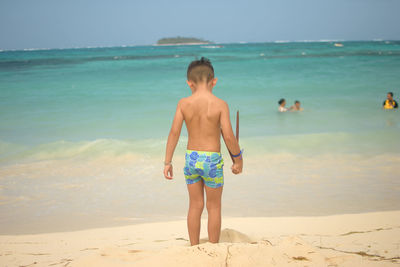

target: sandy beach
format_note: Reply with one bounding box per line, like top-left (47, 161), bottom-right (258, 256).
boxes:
top-left (0, 210), bottom-right (399, 266)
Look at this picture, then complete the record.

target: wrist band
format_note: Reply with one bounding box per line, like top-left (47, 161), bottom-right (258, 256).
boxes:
top-left (231, 149), bottom-right (243, 158)
top-left (164, 161), bottom-right (172, 166)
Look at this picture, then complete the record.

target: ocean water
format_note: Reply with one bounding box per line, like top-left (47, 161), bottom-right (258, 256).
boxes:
top-left (1, 41), bottom-right (400, 234)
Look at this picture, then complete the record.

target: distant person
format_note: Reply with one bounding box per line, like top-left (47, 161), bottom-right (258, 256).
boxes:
top-left (278, 98), bottom-right (288, 112)
top-left (290, 100), bottom-right (303, 111)
top-left (383, 92), bottom-right (398, 109)
top-left (163, 57), bottom-right (243, 246)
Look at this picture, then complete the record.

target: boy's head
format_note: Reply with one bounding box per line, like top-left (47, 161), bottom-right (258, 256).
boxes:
top-left (387, 92), bottom-right (393, 100)
top-left (278, 98), bottom-right (286, 106)
top-left (295, 100), bottom-right (301, 108)
top-left (187, 57), bottom-right (215, 84)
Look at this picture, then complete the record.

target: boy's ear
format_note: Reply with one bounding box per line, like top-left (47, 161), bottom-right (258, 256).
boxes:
top-left (211, 77), bottom-right (218, 87)
top-left (187, 80), bottom-right (194, 89)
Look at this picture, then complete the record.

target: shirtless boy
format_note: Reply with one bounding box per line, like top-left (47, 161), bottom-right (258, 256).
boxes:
top-left (163, 57), bottom-right (243, 246)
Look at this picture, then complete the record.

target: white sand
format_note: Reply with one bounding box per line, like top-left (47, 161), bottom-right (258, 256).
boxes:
top-left (1, 210), bottom-right (399, 266)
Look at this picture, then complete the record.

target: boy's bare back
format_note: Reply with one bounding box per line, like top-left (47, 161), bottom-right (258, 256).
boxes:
top-left (180, 91), bottom-right (226, 152)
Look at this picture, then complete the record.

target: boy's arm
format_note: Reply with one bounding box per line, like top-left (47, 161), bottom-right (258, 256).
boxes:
top-left (220, 101), bottom-right (243, 174)
top-left (164, 100), bottom-right (184, 179)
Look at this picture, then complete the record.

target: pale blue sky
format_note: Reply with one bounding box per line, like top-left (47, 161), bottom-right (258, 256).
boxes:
top-left (1, 0), bottom-right (399, 50)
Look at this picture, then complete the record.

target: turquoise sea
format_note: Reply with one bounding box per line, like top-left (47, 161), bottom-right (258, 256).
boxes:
top-left (1, 41), bottom-right (399, 234)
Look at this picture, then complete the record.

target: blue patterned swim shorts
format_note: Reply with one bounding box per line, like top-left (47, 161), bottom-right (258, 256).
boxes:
top-left (183, 150), bottom-right (224, 188)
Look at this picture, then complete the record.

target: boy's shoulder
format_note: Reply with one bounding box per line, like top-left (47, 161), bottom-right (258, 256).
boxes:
top-left (177, 96), bottom-right (190, 108)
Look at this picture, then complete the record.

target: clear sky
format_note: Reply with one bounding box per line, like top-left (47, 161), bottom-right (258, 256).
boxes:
top-left (1, 0), bottom-right (399, 50)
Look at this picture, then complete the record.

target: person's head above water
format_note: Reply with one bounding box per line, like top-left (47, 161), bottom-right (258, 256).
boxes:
top-left (187, 57), bottom-right (216, 88)
top-left (387, 92), bottom-right (394, 101)
top-left (295, 100), bottom-right (301, 109)
top-left (278, 98), bottom-right (286, 106)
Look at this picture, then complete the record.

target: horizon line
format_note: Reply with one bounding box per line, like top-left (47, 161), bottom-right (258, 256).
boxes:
top-left (1, 39), bottom-right (398, 53)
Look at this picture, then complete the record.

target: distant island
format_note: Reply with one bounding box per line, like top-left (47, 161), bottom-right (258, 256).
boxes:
top-left (156, 37), bottom-right (211, 46)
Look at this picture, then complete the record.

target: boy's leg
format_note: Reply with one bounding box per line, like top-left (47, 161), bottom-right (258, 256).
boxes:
top-left (187, 180), bottom-right (204, 246)
top-left (205, 185), bottom-right (223, 243)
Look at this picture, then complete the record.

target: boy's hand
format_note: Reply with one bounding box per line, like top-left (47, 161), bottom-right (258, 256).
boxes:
top-left (164, 164), bottom-right (173, 180)
top-left (231, 160), bottom-right (243, 174)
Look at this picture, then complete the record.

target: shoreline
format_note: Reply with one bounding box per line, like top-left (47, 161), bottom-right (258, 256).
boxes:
top-left (1, 150), bottom-right (400, 235)
top-left (1, 210), bottom-right (399, 266)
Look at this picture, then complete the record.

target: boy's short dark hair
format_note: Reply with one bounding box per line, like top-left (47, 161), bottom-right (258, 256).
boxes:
top-left (278, 98), bottom-right (285, 105)
top-left (295, 100), bottom-right (300, 104)
top-left (187, 57), bottom-right (214, 83)
top-left (388, 92), bottom-right (394, 97)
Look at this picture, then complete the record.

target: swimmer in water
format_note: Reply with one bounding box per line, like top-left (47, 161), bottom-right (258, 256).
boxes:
top-left (290, 100), bottom-right (303, 111)
top-left (278, 98), bottom-right (288, 112)
top-left (383, 92), bottom-right (398, 109)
